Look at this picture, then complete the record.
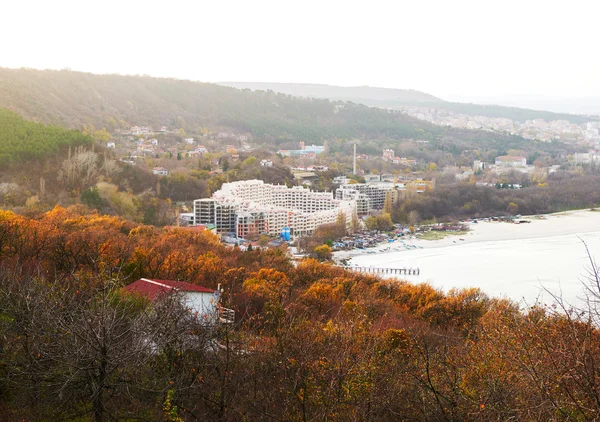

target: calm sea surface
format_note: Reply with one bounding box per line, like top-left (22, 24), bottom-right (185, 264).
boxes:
top-left (350, 231), bottom-right (600, 307)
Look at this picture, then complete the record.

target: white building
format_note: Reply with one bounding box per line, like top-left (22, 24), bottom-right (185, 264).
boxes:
top-left (179, 212), bottom-right (195, 226)
top-left (333, 176), bottom-right (351, 184)
top-left (495, 156), bottom-right (527, 167)
top-left (153, 167), bottom-right (169, 176)
top-left (123, 278), bottom-right (234, 324)
top-left (194, 180), bottom-right (355, 238)
top-left (336, 182), bottom-right (395, 214)
top-left (382, 149), bottom-right (395, 161)
top-left (260, 159), bottom-right (273, 167)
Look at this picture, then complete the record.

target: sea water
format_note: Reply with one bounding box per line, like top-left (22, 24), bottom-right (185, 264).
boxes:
top-left (350, 231), bottom-right (600, 308)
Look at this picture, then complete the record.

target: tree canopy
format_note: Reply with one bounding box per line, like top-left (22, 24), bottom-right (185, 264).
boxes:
top-left (0, 109), bottom-right (92, 165)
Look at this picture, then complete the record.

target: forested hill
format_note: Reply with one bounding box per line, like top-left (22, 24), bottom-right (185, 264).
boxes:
top-left (223, 81), bottom-right (597, 124)
top-left (0, 68), bottom-right (443, 143)
top-left (221, 82), bottom-right (442, 104)
top-left (0, 109), bottom-right (92, 165)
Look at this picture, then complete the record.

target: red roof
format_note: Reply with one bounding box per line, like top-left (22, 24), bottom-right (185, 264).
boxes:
top-left (122, 278), bottom-right (215, 301)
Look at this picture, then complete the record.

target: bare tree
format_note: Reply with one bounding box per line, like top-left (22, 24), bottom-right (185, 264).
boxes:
top-left (58, 145), bottom-right (100, 192)
top-left (0, 270), bottom-right (213, 421)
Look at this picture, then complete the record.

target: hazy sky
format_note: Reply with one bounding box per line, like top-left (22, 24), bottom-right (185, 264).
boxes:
top-left (3, 0), bottom-right (599, 98)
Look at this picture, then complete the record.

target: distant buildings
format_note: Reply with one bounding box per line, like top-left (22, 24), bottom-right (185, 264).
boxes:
top-left (363, 174), bottom-right (381, 183)
top-left (495, 156), bottom-right (527, 167)
top-left (260, 159), bottom-right (273, 167)
top-left (333, 176), bottom-right (351, 185)
top-left (395, 157), bottom-right (417, 166)
top-left (396, 179), bottom-right (435, 194)
top-left (130, 126), bottom-right (151, 135)
top-left (152, 166), bottom-right (169, 176)
top-left (573, 152), bottom-right (600, 164)
top-left (473, 160), bottom-right (486, 171)
top-left (196, 145), bottom-right (208, 153)
top-left (399, 105), bottom-right (597, 143)
top-left (382, 149), bottom-right (395, 161)
top-left (278, 142), bottom-right (325, 157)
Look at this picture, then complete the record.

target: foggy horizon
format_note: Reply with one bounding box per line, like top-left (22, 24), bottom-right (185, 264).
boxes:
top-left (3, 0), bottom-right (599, 101)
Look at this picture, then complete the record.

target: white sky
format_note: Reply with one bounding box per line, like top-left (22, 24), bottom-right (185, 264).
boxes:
top-left (2, 0), bottom-right (599, 98)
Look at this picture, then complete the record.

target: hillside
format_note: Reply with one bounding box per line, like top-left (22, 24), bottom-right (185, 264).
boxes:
top-left (221, 81), bottom-right (442, 104)
top-left (412, 100), bottom-right (598, 124)
top-left (0, 68), bottom-right (443, 143)
top-left (0, 109), bottom-right (91, 165)
top-left (223, 81), bottom-right (597, 124)
top-left (2, 206), bottom-right (600, 420)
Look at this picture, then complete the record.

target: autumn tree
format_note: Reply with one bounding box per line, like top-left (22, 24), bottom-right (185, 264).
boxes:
top-left (313, 244), bottom-right (333, 261)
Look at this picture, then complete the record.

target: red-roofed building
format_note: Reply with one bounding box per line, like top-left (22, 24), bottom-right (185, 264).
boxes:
top-left (123, 278), bottom-right (223, 321)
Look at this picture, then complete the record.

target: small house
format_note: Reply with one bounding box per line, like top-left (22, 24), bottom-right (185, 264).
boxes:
top-left (123, 278), bottom-right (234, 324)
top-left (152, 167), bottom-right (169, 176)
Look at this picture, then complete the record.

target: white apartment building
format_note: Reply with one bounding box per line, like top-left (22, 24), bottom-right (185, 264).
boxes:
top-left (194, 180), bottom-right (355, 238)
top-left (335, 183), bottom-right (395, 214)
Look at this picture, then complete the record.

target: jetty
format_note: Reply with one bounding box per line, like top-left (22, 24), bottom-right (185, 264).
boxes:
top-left (345, 266), bottom-right (420, 275)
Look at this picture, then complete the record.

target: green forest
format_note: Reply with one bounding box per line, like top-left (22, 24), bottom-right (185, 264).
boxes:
top-left (0, 109), bottom-right (92, 165)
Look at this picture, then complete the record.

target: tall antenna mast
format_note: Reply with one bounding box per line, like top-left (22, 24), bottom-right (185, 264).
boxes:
top-left (353, 143), bottom-right (357, 175)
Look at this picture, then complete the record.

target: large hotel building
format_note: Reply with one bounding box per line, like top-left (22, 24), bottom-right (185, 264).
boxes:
top-left (194, 180), bottom-right (356, 238)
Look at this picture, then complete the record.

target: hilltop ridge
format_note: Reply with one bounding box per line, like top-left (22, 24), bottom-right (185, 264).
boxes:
top-left (0, 67), bottom-right (439, 143)
top-left (222, 81), bottom-right (596, 125)
top-left (220, 81), bottom-right (442, 104)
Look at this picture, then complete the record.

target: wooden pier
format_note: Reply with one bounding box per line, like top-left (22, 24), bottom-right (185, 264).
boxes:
top-left (345, 266), bottom-right (420, 276)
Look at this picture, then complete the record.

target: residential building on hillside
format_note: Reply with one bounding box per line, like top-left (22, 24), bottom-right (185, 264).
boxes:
top-left (333, 176), bottom-right (351, 184)
top-left (336, 182), bottom-right (395, 213)
top-left (194, 180), bottom-right (355, 238)
top-left (396, 179), bottom-right (436, 193)
top-left (363, 174), bottom-right (381, 183)
top-left (123, 278), bottom-right (234, 324)
top-left (277, 142), bottom-right (325, 157)
top-left (573, 152), bottom-right (600, 164)
top-left (382, 149), bottom-right (395, 161)
top-left (495, 156), bottom-right (527, 167)
top-left (473, 160), bottom-right (486, 171)
top-left (152, 167), bottom-right (169, 176)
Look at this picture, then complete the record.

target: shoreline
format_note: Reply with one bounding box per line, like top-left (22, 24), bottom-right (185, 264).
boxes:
top-left (335, 209), bottom-right (600, 262)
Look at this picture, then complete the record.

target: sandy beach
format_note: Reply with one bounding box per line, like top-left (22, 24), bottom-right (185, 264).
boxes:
top-left (335, 209), bottom-right (600, 260)
top-left (338, 209), bottom-right (600, 307)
